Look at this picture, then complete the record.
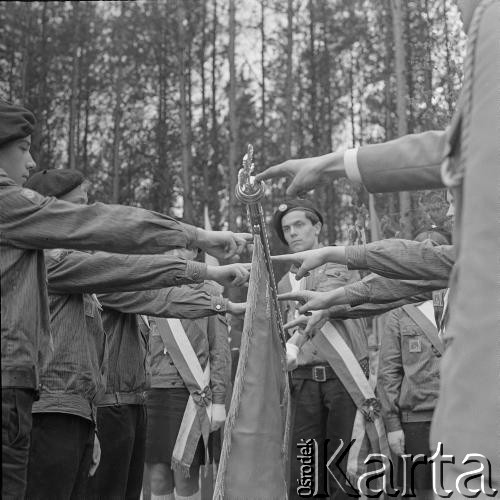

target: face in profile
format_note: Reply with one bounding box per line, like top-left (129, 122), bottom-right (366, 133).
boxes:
top-left (281, 209), bottom-right (321, 253)
top-left (0, 137), bottom-right (36, 185)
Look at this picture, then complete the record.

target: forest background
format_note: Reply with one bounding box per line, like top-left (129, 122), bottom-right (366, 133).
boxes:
top-left (0, 0), bottom-right (465, 336)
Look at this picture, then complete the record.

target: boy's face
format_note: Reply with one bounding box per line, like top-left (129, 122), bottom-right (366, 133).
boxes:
top-left (281, 210), bottom-right (321, 253)
top-left (0, 136), bottom-right (36, 185)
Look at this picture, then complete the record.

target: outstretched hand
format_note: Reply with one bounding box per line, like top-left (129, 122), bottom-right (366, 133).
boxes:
top-left (207, 263), bottom-right (251, 287)
top-left (271, 247), bottom-right (335, 280)
top-left (283, 310), bottom-right (329, 338)
top-left (255, 152), bottom-right (345, 198)
top-left (278, 289), bottom-right (341, 314)
top-left (197, 229), bottom-right (253, 261)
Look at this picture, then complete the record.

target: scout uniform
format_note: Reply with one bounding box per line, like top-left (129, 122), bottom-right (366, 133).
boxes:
top-left (0, 100), bottom-right (196, 499)
top-left (145, 287), bottom-right (230, 496)
top-left (273, 200), bottom-right (368, 500)
top-left (86, 285), bottom-right (228, 500)
top-left (378, 301), bottom-right (443, 495)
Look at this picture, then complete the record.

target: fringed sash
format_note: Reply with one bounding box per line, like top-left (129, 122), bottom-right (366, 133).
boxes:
top-left (155, 317), bottom-right (212, 476)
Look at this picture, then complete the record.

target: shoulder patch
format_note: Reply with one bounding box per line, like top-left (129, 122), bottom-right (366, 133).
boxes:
top-left (20, 188), bottom-right (44, 204)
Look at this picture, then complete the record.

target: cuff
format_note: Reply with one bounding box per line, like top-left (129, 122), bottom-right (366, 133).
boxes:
top-left (344, 148), bottom-right (361, 183)
top-left (182, 223), bottom-right (199, 247)
top-left (211, 296), bottom-right (228, 313)
top-left (345, 245), bottom-right (369, 270)
top-left (185, 261), bottom-right (207, 283)
top-left (344, 281), bottom-right (371, 306)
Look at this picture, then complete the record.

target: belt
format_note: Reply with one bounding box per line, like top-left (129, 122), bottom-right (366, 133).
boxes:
top-left (401, 410), bottom-right (434, 423)
top-left (292, 364), bottom-right (336, 383)
top-left (97, 391), bottom-right (146, 407)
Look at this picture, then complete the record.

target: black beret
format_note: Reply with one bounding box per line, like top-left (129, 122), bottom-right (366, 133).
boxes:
top-left (272, 199), bottom-right (324, 245)
top-left (25, 169), bottom-right (85, 198)
top-left (0, 100), bottom-right (36, 148)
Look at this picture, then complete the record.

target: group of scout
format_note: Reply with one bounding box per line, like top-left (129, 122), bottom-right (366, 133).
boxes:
top-left (258, 0), bottom-right (499, 497)
top-left (2, 0), bottom-right (499, 498)
top-left (0, 99), bottom-right (254, 500)
top-left (272, 198), bottom-right (451, 499)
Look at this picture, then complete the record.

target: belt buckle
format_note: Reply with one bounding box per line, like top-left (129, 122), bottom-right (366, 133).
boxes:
top-left (312, 365), bottom-right (327, 383)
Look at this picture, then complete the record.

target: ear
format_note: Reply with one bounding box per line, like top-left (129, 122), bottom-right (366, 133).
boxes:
top-left (314, 222), bottom-right (322, 236)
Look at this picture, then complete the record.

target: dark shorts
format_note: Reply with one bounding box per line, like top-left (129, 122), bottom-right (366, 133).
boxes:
top-left (399, 421), bottom-right (433, 491)
top-left (26, 413), bottom-right (94, 500)
top-left (145, 388), bottom-right (204, 468)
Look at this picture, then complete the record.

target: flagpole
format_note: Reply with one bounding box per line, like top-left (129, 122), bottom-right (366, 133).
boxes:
top-left (235, 144), bottom-right (287, 348)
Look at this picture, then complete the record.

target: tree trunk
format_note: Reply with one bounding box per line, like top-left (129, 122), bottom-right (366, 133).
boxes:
top-left (201, 0), bottom-right (209, 207)
top-left (210, 0), bottom-right (221, 227)
top-left (260, 0), bottom-right (266, 166)
top-left (391, 0), bottom-right (412, 238)
top-left (284, 0), bottom-right (294, 159)
top-left (227, 0), bottom-right (238, 231)
top-left (68, 1), bottom-right (81, 171)
top-left (442, 0), bottom-right (453, 116)
top-left (177, 0), bottom-right (194, 223)
top-left (308, 0), bottom-right (319, 154)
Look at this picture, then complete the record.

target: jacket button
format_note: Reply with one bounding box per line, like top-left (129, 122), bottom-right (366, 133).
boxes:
top-left (215, 304), bottom-right (221, 311)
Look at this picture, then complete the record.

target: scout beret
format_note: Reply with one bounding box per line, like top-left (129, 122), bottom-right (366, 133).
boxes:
top-left (0, 100), bottom-right (36, 147)
top-left (272, 199), bottom-right (323, 245)
top-left (413, 226), bottom-right (451, 245)
top-left (25, 169), bottom-right (85, 197)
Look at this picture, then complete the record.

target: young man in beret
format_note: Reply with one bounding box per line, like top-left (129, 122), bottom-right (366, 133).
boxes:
top-left (273, 200), bottom-right (368, 499)
top-left (0, 100), bottom-right (251, 499)
top-left (22, 169), bottom-right (247, 500)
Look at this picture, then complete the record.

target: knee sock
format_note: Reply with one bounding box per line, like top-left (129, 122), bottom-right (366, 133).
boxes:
top-left (151, 493), bottom-right (175, 500)
top-left (174, 489), bottom-right (201, 500)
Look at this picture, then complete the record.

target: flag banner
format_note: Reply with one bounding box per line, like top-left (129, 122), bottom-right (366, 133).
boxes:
top-left (213, 235), bottom-right (290, 500)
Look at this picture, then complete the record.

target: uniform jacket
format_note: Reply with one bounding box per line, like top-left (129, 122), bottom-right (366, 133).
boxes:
top-left (32, 249), bottom-right (206, 421)
top-left (96, 282), bottom-right (227, 405)
top-left (346, 239), bottom-right (454, 281)
top-left (0, 170), bottom-right (193, 390)
top-left (377, 303), bottom-right (442, 432)
top-left (149, 303), bottom-right (230, 405)
top-left (278, 261), bottom-right (368, 364)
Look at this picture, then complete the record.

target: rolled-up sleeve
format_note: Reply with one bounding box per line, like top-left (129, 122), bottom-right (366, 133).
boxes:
top-left (345, 240), bottom-right (455, 281)
top-left (47, 250), bottom-right (207, 294)
top-left (344, 273), bottom-right (448, 306)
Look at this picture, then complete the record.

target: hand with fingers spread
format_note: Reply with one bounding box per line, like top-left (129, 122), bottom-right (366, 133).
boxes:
top-left (278, 287), bottom-right (347, 314)
top-left (206, 263), bottom-right (251, 287)
top-left (255, 151), bottom-right (345, 198)
top-left (272, 246), bottom-right (346, 280)
top-left (194, 229), bottom-right (253, 261)
top-left (283, 309), bottom-right (330, 338)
